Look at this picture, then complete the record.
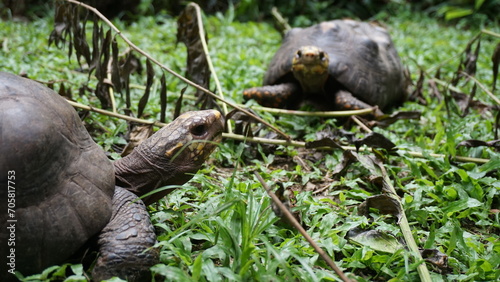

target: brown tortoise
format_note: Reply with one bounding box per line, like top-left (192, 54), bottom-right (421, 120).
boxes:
top-left (0, 72), bottom-right (224, 281)
top-left (243, 19), bottom-right (408, 114)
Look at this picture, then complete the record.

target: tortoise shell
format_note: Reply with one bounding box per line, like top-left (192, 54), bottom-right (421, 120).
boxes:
top-left (0, 72), bottom-right (115, 276)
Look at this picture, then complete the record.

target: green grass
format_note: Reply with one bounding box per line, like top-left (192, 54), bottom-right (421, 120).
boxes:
top-left (1, 3), bottom-right (499, 282)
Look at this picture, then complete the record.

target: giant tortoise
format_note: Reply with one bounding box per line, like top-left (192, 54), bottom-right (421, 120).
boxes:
top-left (0, 72), bottom-right (224, 281)
top-left (243, 19), bottom-right (408, 114)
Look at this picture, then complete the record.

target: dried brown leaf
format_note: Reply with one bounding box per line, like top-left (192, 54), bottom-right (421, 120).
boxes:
top-left (93, 29), bottom-right (112, 108)
top-left (176, 3), bottom-right (212, 105)
top-left (137, 59), bottom-right (155, 118)
top-left (111, 38), bottom-right (122, 94)
top-left (121, 124), bottom-right (154, 157)
top-left (428, 79), bottom-right (442, 101)
top-left (160, 73), bottom-right (167, 123)
top-left (122, 52), bottom-right (142, 108)
top-left (227, 109), bottom-right (262, 137)
top-left (353, 132), bottom-right (396, 151)
top-left (456, 139), bottom-right (500, 150)
top-left (420, 249), bottom-right (450, 274)
top-left (496, 110), bottom-right (500, 140)
top-left (306, 138), bottom-right (344, 150)
top-left (410, 69), bottom-right (426, 104)
top-left (174, 86), bottom-right (188, 119)
top-left (58, 82), bottom-right (72, 100)
top-left (331, 150), bottom-right (357, 179)
top-left (464, 39), bottom-right (480, 77)
top-left (358, 194), bottom-right (402, 222)
top-left (368, 111), bottom-right (421, 128)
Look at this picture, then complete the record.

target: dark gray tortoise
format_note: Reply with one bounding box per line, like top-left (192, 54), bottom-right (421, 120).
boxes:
top-left (243, 19), bottom-right (408, 115)
top-left (0, 72), bottom-right (224, 281)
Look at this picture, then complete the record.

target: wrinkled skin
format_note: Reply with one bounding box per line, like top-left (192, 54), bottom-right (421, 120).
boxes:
top-left (0, 72), bottom-right (224, 281)
top-left (114, 110), bottom-right (224, 205)
top-left (94, 110), bottom-right (224, 281)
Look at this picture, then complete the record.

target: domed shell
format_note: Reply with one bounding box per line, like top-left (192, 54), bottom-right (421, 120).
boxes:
top-left (0, 72), bottom-right (115, 276)
top-left (263, 19), bottom-right (407, 109)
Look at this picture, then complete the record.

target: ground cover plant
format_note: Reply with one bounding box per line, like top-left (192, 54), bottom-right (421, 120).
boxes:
top-left (1, 1), bottom-right (499, 281)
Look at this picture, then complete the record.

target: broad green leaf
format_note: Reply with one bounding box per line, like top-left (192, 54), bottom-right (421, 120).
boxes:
top-left (151, 264), bottom-right (191, 281)
top-left (475, 0), bottom-right (486, 10)
top-left (445, 8), bottom-right (474, 20)
top-left (191, 254), bottom-right (203, 280)
top-left (349, 230), bottom-right (404, 254)
top-left (443, 197), bottom-right (482, 215)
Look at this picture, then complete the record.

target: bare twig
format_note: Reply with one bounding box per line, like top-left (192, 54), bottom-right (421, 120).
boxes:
top-left (62, 0), bottom-right (290, 140)
top-left (350, 115), bottom-right (372, 133)
top-left (427, 29), bottom-right (499, 74)
top-left (67, 99), bottom-right (168, 127)
top-left (271, 7), bottom-right (292, 34)
top-left (429, 77), bottom-right (467, 93)
top-left (66, 95), bottom-right (491, 165)
top-left (248, 105), bottom-right (378, 117)
top-left (225, 132), bottom-right (490, 164)
top-left (481, 29), bottom-right (500, 38)
top-left (106, 58), bottom-right (117, 113)
top-left (253, 171), bottom-right (352, 282)
top-left (460, 71), bottom-right (500, 105)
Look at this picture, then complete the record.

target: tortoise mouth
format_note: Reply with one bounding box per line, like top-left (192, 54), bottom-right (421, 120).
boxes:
top-left (292, 46), bottom-right (329, 77)
top-left (292, 46), bottom-right (329, 66)
top-left (290, 47), bottom-right (330, 93)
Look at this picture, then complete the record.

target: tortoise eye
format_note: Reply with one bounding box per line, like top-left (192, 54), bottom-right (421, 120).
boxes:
top-left (191, 124), bottom-right (207, 136)
top-left (296, 50), bottom-right (302, 58)
top-left (319, 52), bottom-right (326, 60)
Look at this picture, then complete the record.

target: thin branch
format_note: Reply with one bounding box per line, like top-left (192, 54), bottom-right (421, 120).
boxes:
top-left (225, 132), bottom-right (491, 164)
top-left (427, 29), bottom-right (498, 74)
top-left (429, 77), bottom-right (467, 93)
top-left (106, 58), bottom-right (117, 113)
top-left (481, 29), bottom-right (500, 38)
top-left (62, 0), bottom-right (290, 140)
top-left (253, 171), bottom-right (352, 282)
top-left (271, 7), bottom-right (292, 34)
top-left (426, 32), bottom-right (481, 74)
top-left (460, 71), bottom-right (500, 105)
top-left (248, 105), bottom-right (378, 117)
top-left (67, 99), bottom-right (168, 127)
top-left (66, 97), bottom-right (491, 165)
top-left (350, 115), bottom-right (372, 133)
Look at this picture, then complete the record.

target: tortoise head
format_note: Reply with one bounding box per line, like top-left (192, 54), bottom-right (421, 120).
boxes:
top-left (291, 46), bottom-right (330, 93)
top-left (114, 110), bottom-right (224, 205)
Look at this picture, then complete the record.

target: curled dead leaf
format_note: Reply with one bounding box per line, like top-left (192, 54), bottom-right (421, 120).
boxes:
top-left (353, 132), bottom-right (396, 151)
top-left (358, 194), bottom-right (402, 223)
top-left (456, 139), bottom-right (500, 151)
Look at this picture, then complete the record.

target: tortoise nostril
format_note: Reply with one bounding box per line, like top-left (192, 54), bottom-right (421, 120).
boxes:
top-left (191, 124), bottom-right (207, 136)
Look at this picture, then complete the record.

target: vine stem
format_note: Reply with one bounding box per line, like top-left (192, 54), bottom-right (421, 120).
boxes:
top-left (376, 164), bottom-right (432, 282)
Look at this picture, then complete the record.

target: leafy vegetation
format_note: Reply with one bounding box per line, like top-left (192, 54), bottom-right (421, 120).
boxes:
top-left (1, 2), bottom-right (499, 281)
